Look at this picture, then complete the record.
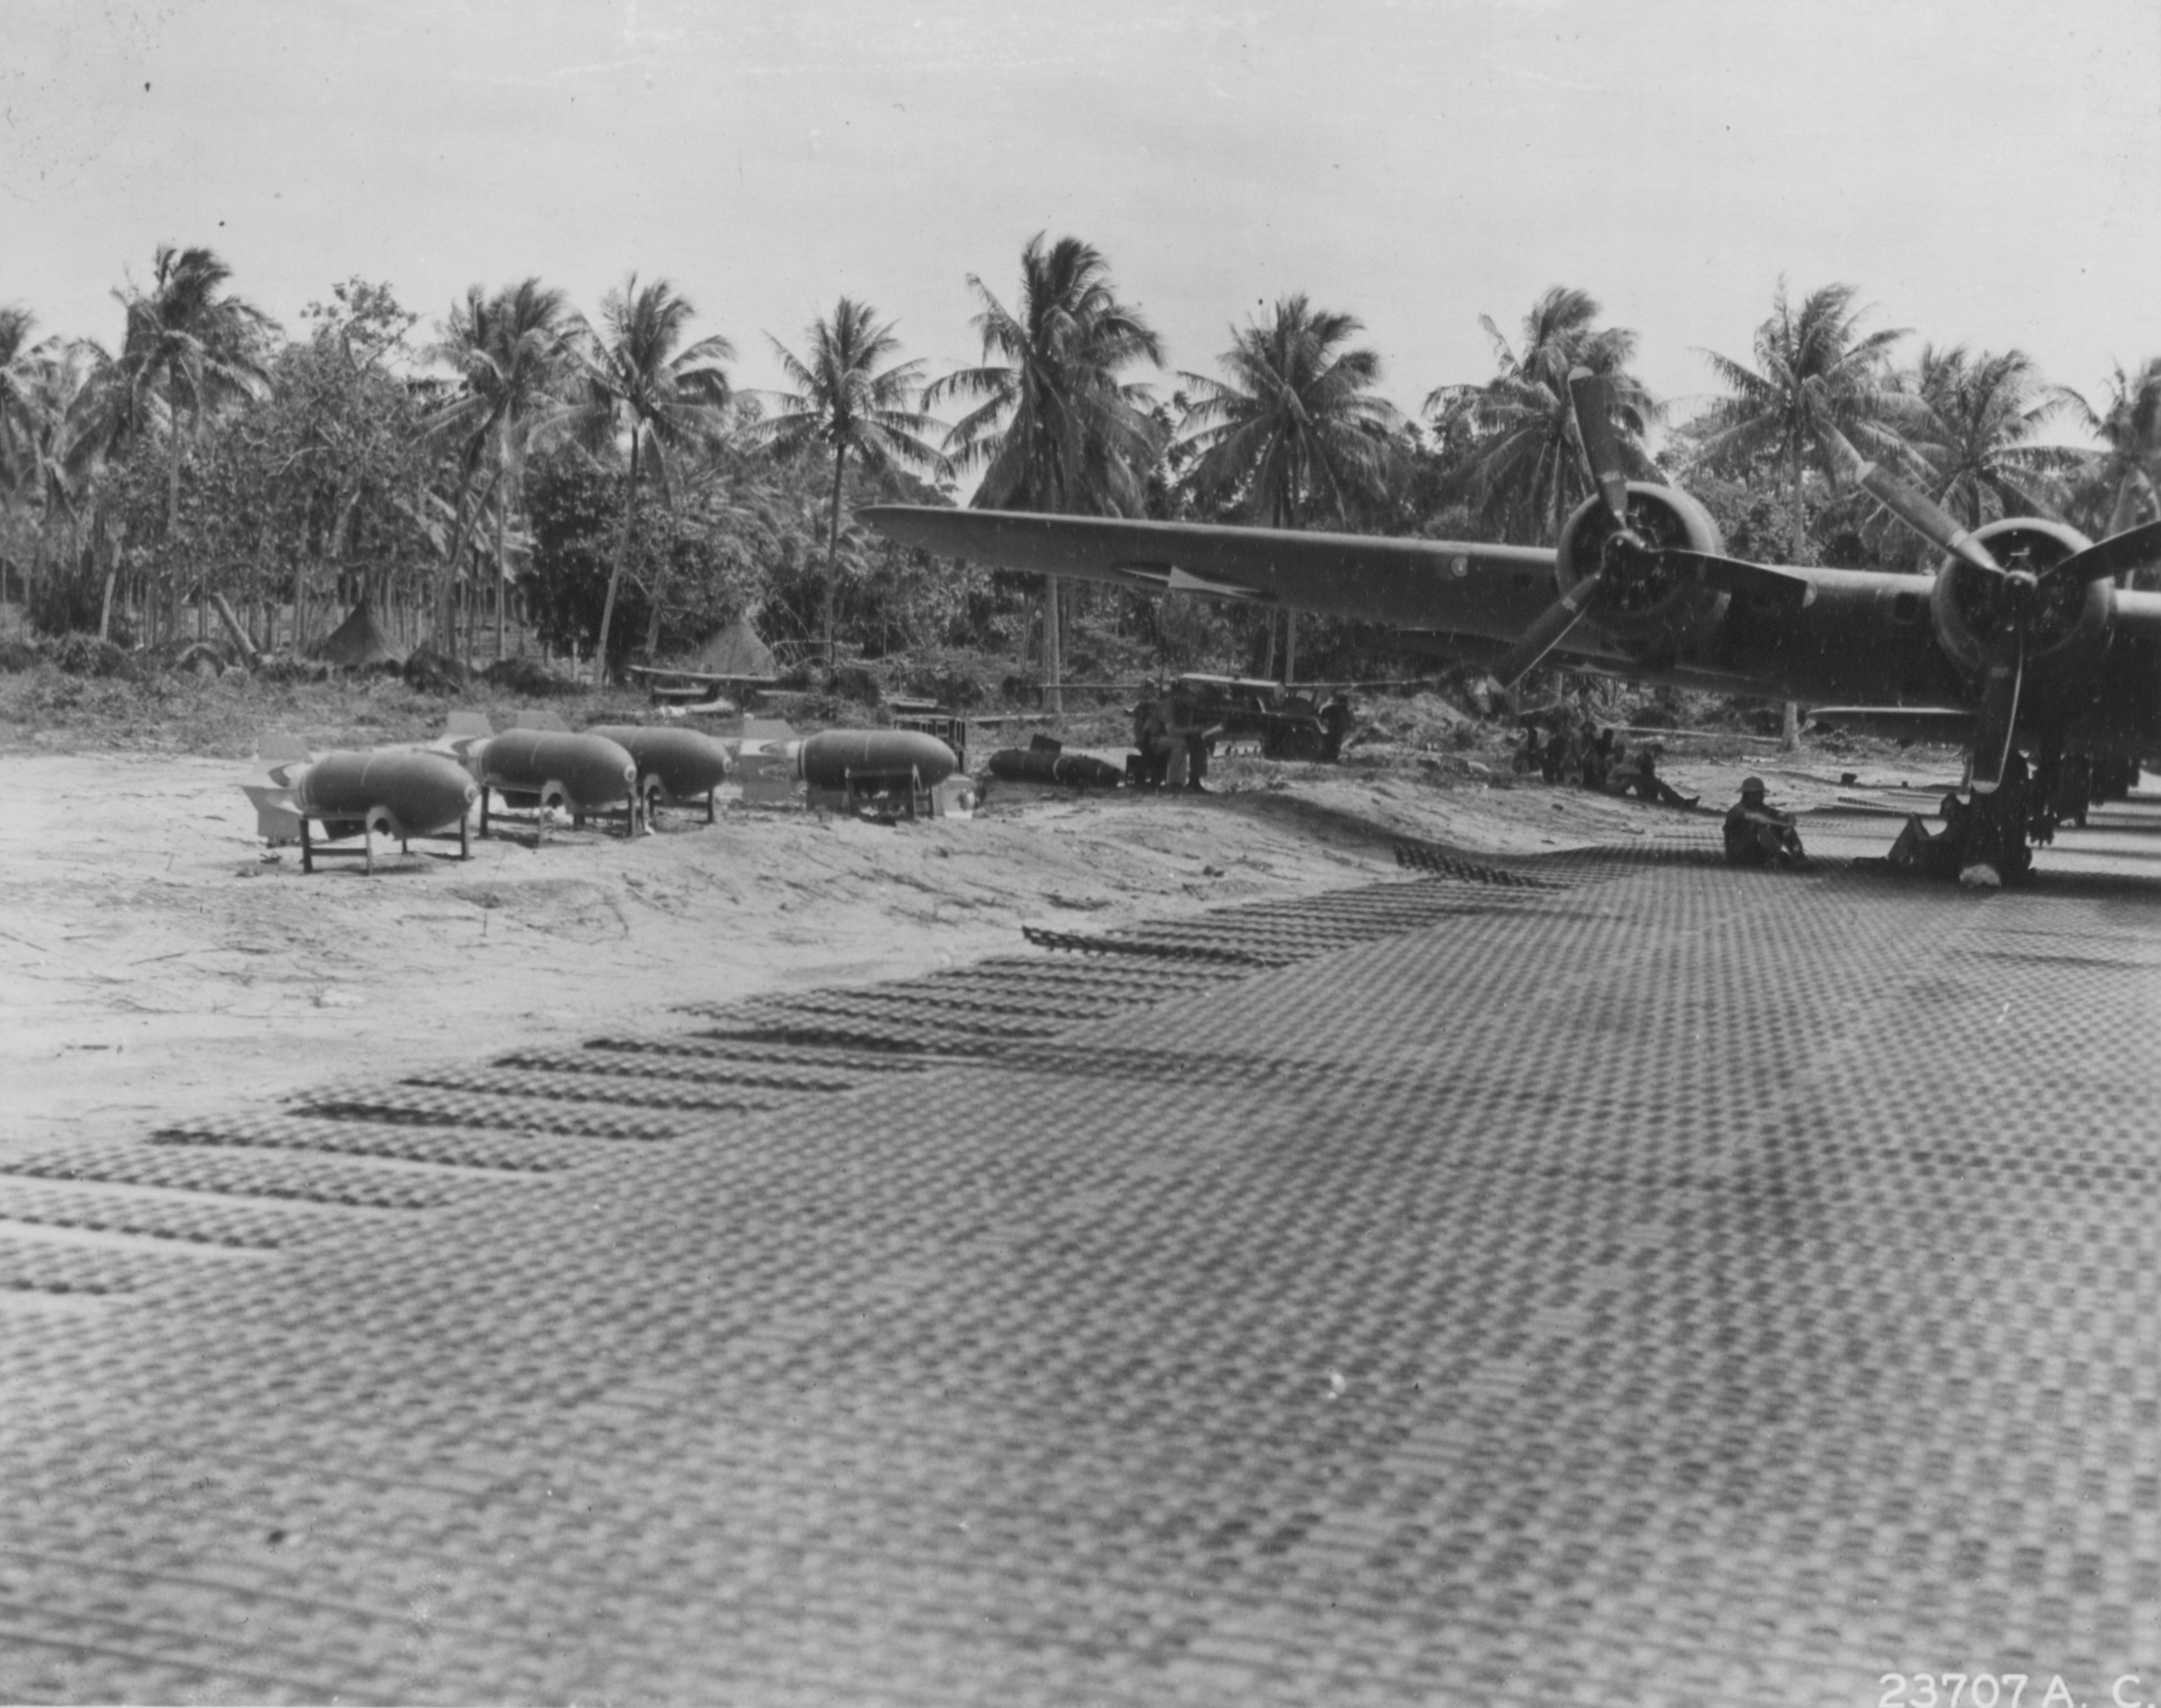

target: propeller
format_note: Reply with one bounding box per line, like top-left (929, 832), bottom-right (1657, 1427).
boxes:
top-left (1571, 366), bottom-right (1634, 536)
top-left (2053, 515), bottom-right (2161, 586)
top-left (1489, 370), bottom-right (1640, 688)
top-left (1817, 423), bottom-right (2161, 791)
top-left (1490, 369), bottom-right (1814, 689)
top-left (1662, 549), bottom-right (1817, 610)
top-left (1820, 425), bottom-right (2005, 579)
top-left (1491, 574), bottom-right (1609, 690)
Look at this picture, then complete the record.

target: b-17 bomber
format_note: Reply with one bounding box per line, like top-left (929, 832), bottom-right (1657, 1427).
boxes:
top-left (866, 369), bottom-right (2161, 872)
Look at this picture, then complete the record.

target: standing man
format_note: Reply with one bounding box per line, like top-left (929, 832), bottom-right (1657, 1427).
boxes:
top-left (1165, 677), bottom-right (1210, 792)
top-left (1130, 690), bottom-right (1174, 788)
top-left (1320, 692), bottom-right (1355, 763)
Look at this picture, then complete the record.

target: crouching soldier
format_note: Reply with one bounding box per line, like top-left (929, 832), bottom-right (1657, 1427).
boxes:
top-left (1723, 776), bottom-right (1812, 869)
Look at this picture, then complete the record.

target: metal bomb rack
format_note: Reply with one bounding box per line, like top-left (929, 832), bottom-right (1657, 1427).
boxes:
top-left (805, 764), bottom-right (939, 821)
top-left (299, 810), bottom-right (472, 876)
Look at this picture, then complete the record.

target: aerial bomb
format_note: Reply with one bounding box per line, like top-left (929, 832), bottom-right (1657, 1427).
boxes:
top-left (249, 746), bottom-right (479, 873)
top-left (285, 751), bottom-right (479, 838)
top-left (793, 730), bottom-right (958, 790)
top-left (588, 725), bottom-right (733, 821)
top-left (987, 747), bottom-right (1126, 788)
top-left (462, 728), bottom-right (639, 835)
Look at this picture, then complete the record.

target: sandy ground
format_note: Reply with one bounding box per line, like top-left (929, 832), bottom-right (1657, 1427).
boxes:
top-left (0, 743), bottom-right (1882, 1163)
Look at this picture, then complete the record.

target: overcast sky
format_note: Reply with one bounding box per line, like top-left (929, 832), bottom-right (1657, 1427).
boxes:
top-left (7, 0), bottom-right (2158, 433)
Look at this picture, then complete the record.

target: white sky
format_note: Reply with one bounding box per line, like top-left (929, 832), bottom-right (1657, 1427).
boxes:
top-left (6, 0), bottom-right (2158, 431)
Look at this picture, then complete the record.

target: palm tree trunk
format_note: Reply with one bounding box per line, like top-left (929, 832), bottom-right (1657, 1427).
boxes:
top-left (592, 437), bottom-right (641, 690)
top-left (1042, 575), bottom-right (1063, 715)
top-left (438, 485), bottom-right (471, 658)
top-left (824, 443), bottom-right (847, 668)
top-left (494, 482), bottom-right (509, 661)
top-left (163, 413), bottom-right (184, 646)
top-left (1787, 438), bottom-right (1807, 563)
top-left (643, 536), bottom-right (669, 660)
top-left (2106, 472), bottom-right (2145, 539)
top-left (95, 511), bottom-right (116, 643)
top-left (1784, 438), bottom-right (1805, 748)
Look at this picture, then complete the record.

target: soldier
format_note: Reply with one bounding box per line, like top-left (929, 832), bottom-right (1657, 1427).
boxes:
top-left (1320, 693), bottom-right (1355, 762)
top-left (1723, 776), bottom-right (1811, 869)
top-left (1165, 678), bottom-right (1210, 791)
top-left (1130, 691), bottom-right (1173, 788)
top-left (1542, 708), bottom-right (1580, 784)
top-left (1887, 792), bottom-right (1969, 880)
top-left (1616, 742), bottom-right (1698, 809)
top-left (1582, 726), bottom-right (1620, 792)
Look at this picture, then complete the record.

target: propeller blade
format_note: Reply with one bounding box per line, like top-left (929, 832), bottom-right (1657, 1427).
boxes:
top-left (1820, 424), bottom-right (2003, 578)
top-left (1490, 566), bottom-right (1610, 690)
top-left (2052, 516), bottom-right (2161, 586)
top-left (1567, 368), bottom-right (1632, 533)
top-left (1661, 549), bottom-right (1817, 610)
top-left (1968, 631), bottom-right (2025, 796)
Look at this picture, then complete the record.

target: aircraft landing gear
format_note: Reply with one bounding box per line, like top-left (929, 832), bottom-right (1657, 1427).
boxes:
top-left (1957, 779), bottom-right (2034, 885)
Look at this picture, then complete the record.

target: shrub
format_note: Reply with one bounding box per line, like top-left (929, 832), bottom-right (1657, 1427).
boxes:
top-left (901, 664), bottom-right (986, 709)
top-left (48, 634), bottom-right (133, 678)
top-left (402, 647), bottom-right (468, 695)
top-left (481, 656), bottom-right (580, 697)
top-left (828, 663), bottom-right (882, 705)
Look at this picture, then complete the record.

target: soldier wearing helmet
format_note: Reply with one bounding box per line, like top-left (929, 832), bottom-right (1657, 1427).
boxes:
top-left (1723, 775), bottom-right (1810, 869)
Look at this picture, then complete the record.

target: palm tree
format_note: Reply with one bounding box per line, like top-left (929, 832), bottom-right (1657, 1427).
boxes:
top-left (432, 278), bottom-right (573, 657)
top-left (1426, 286), bottom-right (1658, 545)
top-left (1181, 294), bottom-right (1403, 678)
top-left (0, 308), bottom-right (49, 607)
top-left (2063, 356), bottom-right (2161, 546)
top-left (567, 276), bottom-right (734, 686)
top-left (1904, 345), bottom-right (2077, 530)
top-left (749, 298), bottom-right (950, 665)
top-left (0, 308), bottom-right (54, 496)
top-left (4, 327), bottom-right (133, 636)
top-left (927, 233), bottom-right (1163, 710)
top-left (109, 244), bottom-right (273, 640)
top-left (1696, 281), bottom-right (1917, 563)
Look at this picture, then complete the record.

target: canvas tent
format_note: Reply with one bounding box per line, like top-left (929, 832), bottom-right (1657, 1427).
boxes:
top-left (684, 612), bottom-right (778, 680)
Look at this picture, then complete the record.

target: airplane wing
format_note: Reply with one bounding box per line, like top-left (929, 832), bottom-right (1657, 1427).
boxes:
top-left (859, 505), bottom-right (1562, 645)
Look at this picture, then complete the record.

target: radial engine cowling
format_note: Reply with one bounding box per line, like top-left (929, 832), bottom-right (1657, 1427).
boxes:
top-left (1553, 483), bottom-right (1729, 664)
top-left (1930, 517), bottom-right (2115, 686)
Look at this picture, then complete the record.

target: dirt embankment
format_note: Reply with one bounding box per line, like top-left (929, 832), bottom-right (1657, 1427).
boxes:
top-left (0, 729), bottom-right (1868, 1165)
top-left (0, 753), bottom-right (1379, 1162)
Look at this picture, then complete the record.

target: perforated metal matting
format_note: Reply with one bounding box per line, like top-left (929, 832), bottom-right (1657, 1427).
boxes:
top-left (0, 832), bottom-right (2156, 1705)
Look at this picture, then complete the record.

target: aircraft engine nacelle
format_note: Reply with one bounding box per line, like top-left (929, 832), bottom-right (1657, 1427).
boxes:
top-left (1555, 483), bottom-right (1729, 664)
top-left (1930, 518), bottom-right (2115, 684)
